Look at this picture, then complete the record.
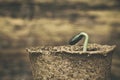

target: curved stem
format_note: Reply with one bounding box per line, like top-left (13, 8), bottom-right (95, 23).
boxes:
top-left (69, 32), bottom-right (89, 52)
top-left (80, 32), bottom-right (89, 52)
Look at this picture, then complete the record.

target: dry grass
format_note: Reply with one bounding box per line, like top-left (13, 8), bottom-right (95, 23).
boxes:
top-left (0, 10), bottom-right (120, 47)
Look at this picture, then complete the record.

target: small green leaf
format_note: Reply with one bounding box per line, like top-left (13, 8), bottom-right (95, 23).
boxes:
top-left (69, 32), bottom-right (89, 52)
top-left (69, 34), bottom-right (84, 45)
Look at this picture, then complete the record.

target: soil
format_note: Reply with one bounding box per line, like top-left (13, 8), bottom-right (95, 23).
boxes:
top-left (27, 44), bottom-right (115, 80)
top-left (27, 43), bottom-right (115, 56)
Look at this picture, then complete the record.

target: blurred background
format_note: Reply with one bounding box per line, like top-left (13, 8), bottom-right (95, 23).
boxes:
top-left (0, 0), bottom-right (120, 80)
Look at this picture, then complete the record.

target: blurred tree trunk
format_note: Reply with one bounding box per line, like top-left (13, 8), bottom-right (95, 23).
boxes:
top-left (20, 2), bottom-right (29, 19)
top-left (52, 0), bottom-right (59, 18)
top-left (20, 0), bottom-right (41, 19)
top-left (20, 0), bottom-right (34, 19)
top-left (34, 4), bottom-right (40, 19)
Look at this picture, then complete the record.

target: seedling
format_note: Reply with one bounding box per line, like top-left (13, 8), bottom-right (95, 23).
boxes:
top-left (69, 32), bottom-right (89, 52)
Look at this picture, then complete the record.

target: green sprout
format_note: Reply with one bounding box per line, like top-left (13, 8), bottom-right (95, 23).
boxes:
top-left (69, 32), bottom-right (89, 52)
